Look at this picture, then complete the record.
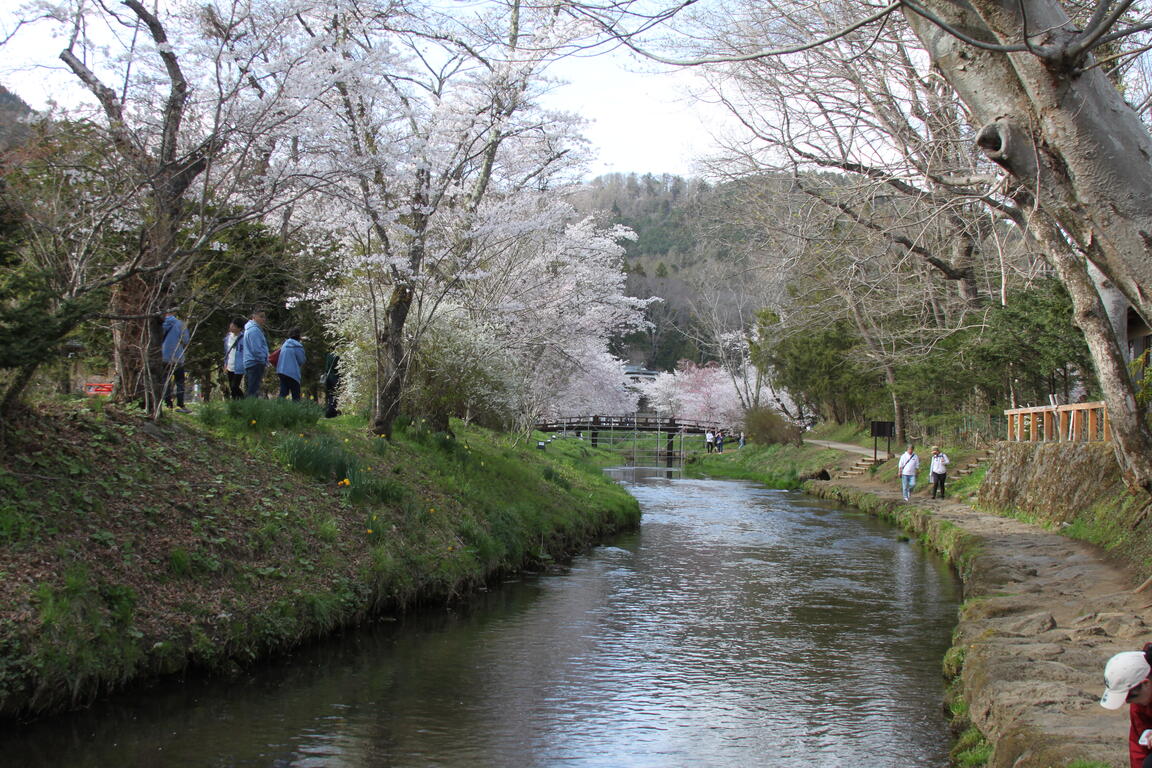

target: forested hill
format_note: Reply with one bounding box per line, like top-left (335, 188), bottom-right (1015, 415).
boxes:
top-left (570, 172), bottom-right (788, 372)
top-left (570, 173), bottom-right (715, 370)
top-left (0, 85), bottom-right (33, 151)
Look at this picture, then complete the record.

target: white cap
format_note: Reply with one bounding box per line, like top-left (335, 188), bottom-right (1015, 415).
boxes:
top-left (1101, 651), bottom-right (1151, 709)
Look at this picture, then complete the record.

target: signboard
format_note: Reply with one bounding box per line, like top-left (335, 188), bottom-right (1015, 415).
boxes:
top-left (870, 420), bottom-right (895, 438)
top-left (83, 382), bottom-right (114, 396)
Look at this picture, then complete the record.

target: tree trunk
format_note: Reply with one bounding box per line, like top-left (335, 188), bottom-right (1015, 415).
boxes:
top-left (905, 1), bottom-right (1152, 493)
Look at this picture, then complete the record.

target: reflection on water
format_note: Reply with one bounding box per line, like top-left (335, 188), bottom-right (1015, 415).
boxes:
top-left (3, 470), bottom-right (959, 767)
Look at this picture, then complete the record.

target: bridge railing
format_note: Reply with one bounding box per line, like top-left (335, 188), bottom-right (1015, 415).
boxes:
top-left (535, 415), bottom-right (720, 434)
top-left (1003, 401), bottom-right (1108, 442)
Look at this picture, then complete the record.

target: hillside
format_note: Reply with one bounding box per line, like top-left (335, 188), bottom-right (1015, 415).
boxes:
top-left (0, 399), bottom-right (640, 718)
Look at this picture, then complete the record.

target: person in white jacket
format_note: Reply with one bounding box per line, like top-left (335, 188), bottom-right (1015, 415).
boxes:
top-left (929, 445), bottom-right (950, 499)
top-left (897, 445), bottom-right (920, 501)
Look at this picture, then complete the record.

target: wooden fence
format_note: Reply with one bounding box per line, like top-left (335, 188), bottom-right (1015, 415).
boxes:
top-left (1004, 401), bottom-right (1109, 442)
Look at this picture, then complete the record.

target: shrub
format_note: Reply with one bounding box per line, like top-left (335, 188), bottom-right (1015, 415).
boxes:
top-left (745, 407), bottom-right (802, 446)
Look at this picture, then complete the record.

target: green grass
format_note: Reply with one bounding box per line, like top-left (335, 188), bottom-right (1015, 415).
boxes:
top-left (683, 442), bottom-right (841, 489)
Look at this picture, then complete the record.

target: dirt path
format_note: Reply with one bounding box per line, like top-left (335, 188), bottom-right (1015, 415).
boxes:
top-left (810, 456), bottom-right (1148, 768)
top-left (802, 437), bottom-right (882, 456)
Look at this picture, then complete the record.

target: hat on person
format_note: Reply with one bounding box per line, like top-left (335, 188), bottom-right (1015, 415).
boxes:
top-left (931, 445), bottom-right (939, 452)
top-left (1101, 651), bottom-right (1151, 709)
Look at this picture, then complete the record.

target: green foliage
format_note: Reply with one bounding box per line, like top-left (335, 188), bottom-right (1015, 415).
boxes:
top-left (200, 397), bottom-right (324, 431)
top-left (752, 315), bottom-right (885, 423)
top-left (277, 435), bottom-right (357, 483)
top-left (949, 726), bottom-right (991, 768)
top-left (343, 468), bottom-right (407, 506)
top-left (31, 564), bottom-right (143, 704)
top-left (744, 407), bottom-right (802, 446)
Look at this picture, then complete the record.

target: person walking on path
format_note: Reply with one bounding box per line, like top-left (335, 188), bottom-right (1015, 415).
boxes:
top-left (1100, 647), bottom-right (1152, 768)
top-left (223, 317), bottom-right (245, 400)
top-left (161, 311), bottom-right (190, 413)
top-left (897, 444), bottom-right (920, 501)
top-left (275, 328), bottom-right (306, 401)
top-left (242, 310), bottom-right (269, 398)
top-left (929, 445), bottom-right (950, 499)
top-left (716, 431), bottom-right (725, 454)
top-left (705, 429), bottom-right (715, 453)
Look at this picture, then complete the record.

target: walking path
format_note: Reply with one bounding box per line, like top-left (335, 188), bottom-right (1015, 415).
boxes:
top-left (802, 437), bottom-right (878, 456)
top-left (807, 446), bottom-right (1145, 768)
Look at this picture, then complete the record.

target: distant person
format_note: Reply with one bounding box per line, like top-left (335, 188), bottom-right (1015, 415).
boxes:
top-left (223, 317), bottom-right (245, 400)
top-left (739, 431), bottom-right (746, 448)
top-left (242, 309), bottom-right (269, 398)
top-left (897, 444), bottom-right (920, 501)
top-left (929, 445), bottom-right (950, 499)
top-left (323, 353), bottom-right (340, 418)
top-left (1100, 646), bottom-right (1152, 768)
top-left (705, 429), bottom-right (715, 453)
top-left (276, 328), bottom-right (306, 401)
top-left (161, 311), bottom-right (190, 413)
top-left (716, 431), bottom-right (725, 453)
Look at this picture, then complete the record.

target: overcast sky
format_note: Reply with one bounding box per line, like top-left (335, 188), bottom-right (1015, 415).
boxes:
top-left (1, 14), bottom-right (731, 181)
top-left (542, 47), bottom-right (731, 180)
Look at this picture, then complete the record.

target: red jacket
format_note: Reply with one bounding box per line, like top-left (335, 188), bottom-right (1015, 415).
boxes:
top-left (1129, 702), bottom-right (1152, 768)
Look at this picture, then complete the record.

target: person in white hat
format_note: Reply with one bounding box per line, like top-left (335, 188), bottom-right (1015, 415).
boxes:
top-left (1101, 648), bottom-right (1152, 768)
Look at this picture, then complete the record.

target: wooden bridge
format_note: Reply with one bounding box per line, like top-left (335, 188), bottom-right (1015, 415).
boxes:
top-left (534, 415), bottom-right (717, 435)
top-left (534, 415), bottom-right (727, 466)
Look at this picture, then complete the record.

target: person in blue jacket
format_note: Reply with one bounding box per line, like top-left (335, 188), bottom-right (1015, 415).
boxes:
top-left (276, 328), bottom-right (306, 401)
top-left (161, 311), bottom-right (190, 412)
top-left (242, 309), bottom-right (269, 398)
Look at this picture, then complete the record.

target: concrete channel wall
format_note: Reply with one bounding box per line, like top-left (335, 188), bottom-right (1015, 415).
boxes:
top-left (806, 443), bottom-right (1149, 768)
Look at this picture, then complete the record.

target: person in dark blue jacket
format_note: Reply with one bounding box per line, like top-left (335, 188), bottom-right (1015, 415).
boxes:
top-left (242, 310), bottom-right (269, 398)
top-left (276, 328), bottom-right (306, 401)
top-left (161, 311), bottom-right (190, 412)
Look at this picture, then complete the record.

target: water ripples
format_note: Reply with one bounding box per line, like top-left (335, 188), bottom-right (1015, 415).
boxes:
top-left (3, 471), bottom-right (959, 768)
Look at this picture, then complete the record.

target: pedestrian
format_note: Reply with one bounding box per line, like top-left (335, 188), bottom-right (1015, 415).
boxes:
top-left (1100, 646), bottom-right (1152, 768)
top-left (276, 328), bottom-right (306, 401)
top-left (705, 429), bottom-right (715, 453)
top-left (897, 444), bottom-right (920, 501)
top-left (161, 310), bottom-right (190, 413)
top-left (323, 353), bottom-right (340, 418)
top-left (929, 445), bottom-right (950, 499)
top-left (242, 309), bottom-right (269, 398)
top-left (739, 431), bottom-right (746, 448)
top-left (223, 317), bottom-right (245, 400)
top-left (716, 430), bottom-right (725, 454)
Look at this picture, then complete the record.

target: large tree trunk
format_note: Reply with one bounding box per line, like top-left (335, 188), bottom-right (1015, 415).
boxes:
top-left (905, 0), bottom-right (1152, 493)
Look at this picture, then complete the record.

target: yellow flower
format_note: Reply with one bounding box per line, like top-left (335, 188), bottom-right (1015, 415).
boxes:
top-left (339, 478), bottom-right (351, 486)
top-left (367, 528), bottom-right (374, 534)
top-left (250, 419), bottom-right (256, 425)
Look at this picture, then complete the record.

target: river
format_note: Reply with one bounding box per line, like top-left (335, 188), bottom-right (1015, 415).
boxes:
top-left (3, 470), bottom-right (960, 767)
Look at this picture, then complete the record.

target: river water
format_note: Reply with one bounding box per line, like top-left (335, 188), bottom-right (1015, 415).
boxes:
top-left (3, 470), bottom-right (960, 767)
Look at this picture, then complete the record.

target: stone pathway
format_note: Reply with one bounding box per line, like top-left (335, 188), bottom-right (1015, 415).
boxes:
top-left (811, 470), bottom-right (1148, 768)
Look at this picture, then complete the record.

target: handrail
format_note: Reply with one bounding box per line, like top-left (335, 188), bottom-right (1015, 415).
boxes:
top-left (1003, 401), bottom-right (1108, 442)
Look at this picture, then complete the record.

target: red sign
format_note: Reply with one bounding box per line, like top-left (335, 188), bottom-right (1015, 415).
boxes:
top-left (83, 382), bottom-right (114, 396)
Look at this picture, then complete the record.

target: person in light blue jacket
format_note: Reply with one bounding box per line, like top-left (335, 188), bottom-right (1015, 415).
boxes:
top-left (276, 328), bottom-right (306, 401)
top-left (242, 310), bottom-right (269, 398)
top-left (161, 311), bottom-right (190, 412)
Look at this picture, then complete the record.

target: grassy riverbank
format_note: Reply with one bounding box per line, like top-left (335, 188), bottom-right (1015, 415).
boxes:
top-left (0, 399), bottom-right (639, 719)
top-left (683, 441), bottom-right (841, 488)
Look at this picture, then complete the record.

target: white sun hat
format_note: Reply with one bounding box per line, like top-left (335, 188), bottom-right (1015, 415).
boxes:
top-left (1101, 651), bottom-right (1151, 709)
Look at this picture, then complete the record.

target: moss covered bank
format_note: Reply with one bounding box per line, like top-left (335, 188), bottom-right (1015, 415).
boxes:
top-left (0, 400), bottom-right (639, 719)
